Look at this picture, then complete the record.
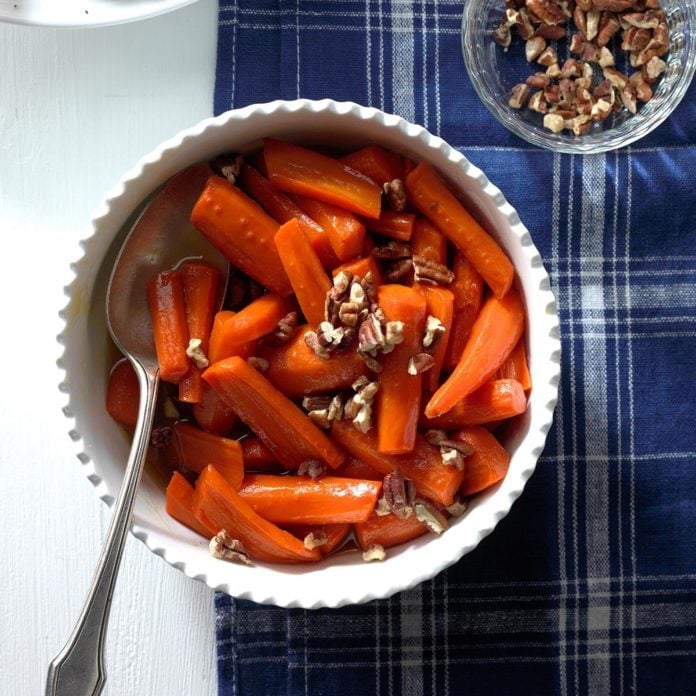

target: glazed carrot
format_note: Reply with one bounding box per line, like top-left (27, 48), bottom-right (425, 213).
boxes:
top-left (331, 421), bottom-right (464, 506)
top-left (406, 162), bottom-right (514, 298)
top-left (291, 194), bottom-right (366, 262)
top-left (212, 294), bottom-right (295, 346)
top-left (241, 437), bottom-right (284, 473)
top-left (263, 138), bottom-right (382, 219)
top-left (495, 338), bottom-right (531, 391)
top-left (166, 472), bottom-right (216, 538)
top-left (332, 256), bottom-right (383, 286)
top-left (339, 145), bottom-right (403, 186)
top-left (274, 219), bottom-right (332, 326)
top-left (192, 465), bottom-right (321, 562)
top-left (172, 422), bottom-right (244, 489)
top-left (452, 426), bottom-right (511, 495)
top-left (208, 311), bottom-right (256, 365)
top-left (190, 176), bottom-right (292, 297)
top-left (238, 474), bottom-right (381, 525)
top-left (334, 457), bottom-right (383, 481)
top-left (411, 219), bottom-right (447, 265)
top-left (444, 255), bottom-right (484, 371)
top-left (365, 211), bottom-right (415, 242)
top-left (192, 380), bottom-right (239, 435)
top-left (147, 270), bottom-right (190, 383)
top-left (286, 523), bottom-right (351, 556)
top-left (421, 379), bottom-right (527, 429)
top-left (106, 358), bottom-right (139, 428)
top-left (260, 325), bottom-right (368, 398)
top-left (376, 285), bottom-right (427, 454)
top-left (355, 512), bottom-right (427, 550)
top-left (178, 263), bottom-right (221, 403)
top-left (425, 289), bottom-right (525, 419)
top-left (203, 356), bottom-right (346, 470)
top-left (418, 286), bottom-right (454, 392)
top-left (238, 163), bottom-right (339, 269)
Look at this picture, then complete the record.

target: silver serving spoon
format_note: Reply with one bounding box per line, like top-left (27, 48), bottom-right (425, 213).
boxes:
top-left (47, 164), bottom-right (227, 696)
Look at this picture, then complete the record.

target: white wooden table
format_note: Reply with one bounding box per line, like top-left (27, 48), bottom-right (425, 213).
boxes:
top-left (0, 3), bottom-right (220, 693)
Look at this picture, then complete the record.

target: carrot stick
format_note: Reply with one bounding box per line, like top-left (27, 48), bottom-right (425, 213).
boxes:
top-left (208, 311), bottom-right (256, 365)
top-left (332, 256), bottom-right (383, 286)
top-left (260, 325), bottom-right (368, 398)
top-left (286, 523), bottom-right (351, 556)
top-left (241, 437), bottom-right (284, 473)
top-left (410, 219), bottom-right (447, 265)
top-left (192, 381), bottom-right (239, 435)
top-left (425, 288), bottom-right (525, 419)
top-left (274, 218), bottom-right (332, 326)
top-left (364, 211), bottom-right (415, 242)
top-left (452, 426), bottom-right (511, 495)
top-left (355, 512), bottom-right (427, 550)
top-left (203, 356), bottom-right (346, 470)
top-left (331, 421), bottom-right (464, 506)
top-left (192, 465), bottom-right (321, 562)
top-left (291, 194), bottom-right (366, 262)
top-left (166, 472), bottom-right (216, 538)
top-left (172, 422), bottom-right (244, 489)
top-left (238, 474), bottom-right (381, 525)
top-left (106, 358), bottom-right (139, 428)
top-left (376, 285), bottom-right (427, 454)
top-left (444, 255), bottom-right (484, 371)
top-left (420, 379), bottom-right (527, 429)
top-left (178, 262), bottom-right (221, 403)
top-left (212, 294), bottom-right (295, 346)
top-left (334, 457), bottom-right (384, 481)
top-left (190, 176), bottom-right (292, 296)
top-left (238, 163), bottom-right (339, 269)
top-left (417, 286), bottom-right (454, 392)
top-left (406, 162), bottom-right (514, 298)
top-left (263, 138), bottom-right (382, 219)
top-left (495, 338), bottom-right (531, 391)
top-left (147, 270), bottom-right (190, 383)
top-left (339, 145), bottom-right (404, 186)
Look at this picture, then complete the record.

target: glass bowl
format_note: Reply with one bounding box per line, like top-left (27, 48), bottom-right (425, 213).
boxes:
top-left (462, 0), bottom-right (696, 153)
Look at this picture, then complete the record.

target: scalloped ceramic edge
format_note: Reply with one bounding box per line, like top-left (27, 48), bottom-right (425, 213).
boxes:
top-left (57, 99), bottom-right (561, 609)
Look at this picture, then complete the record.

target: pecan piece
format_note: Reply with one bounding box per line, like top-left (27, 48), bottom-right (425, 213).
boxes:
top-left (383, 320), bottom-right (405, 353)
top-left (446, 499), bottom-right (469, 517)
top-left (358, 313), bottom-right (386, 353)
top-left (210, 154), bottom-right (243, 185)
top-left (297, 459), bottom-right (326, 479)
top-left (525, 36), bottom-right (547, 62)
top-left (247, 356), bottom-right (269, 373)
top-left (383, 179), bottom-right (407, 212)
top-left (526, 72), bottom-right (551, 89)
top-left (592, 0), bottom-right (634, 10)
top-left (526, 0), bottom-right (566, 25)
top-left (585, 9), bottom-right (601, 40)
top-left (371, 240), bottom-right (411, 260)
top-left (362, 543), bottom-right (386, 562)
top-left (150, 426), bottom-right (173, 449)
top-left (414, 499), bottom-right (450, 535)
top-left (413, 255), bottom-right (455, 285)
top-left (643, 55), bottom-right (666, 81)
top-left (596, 13), bottom-right (621, 46)
top-left (382, 258), bottom-right (413, 283)
top-left (536, 46), bottom-right (558, 67)
top-left (423, 314), bottom-right (446, 349)
top-left (267, 311), bottom-right (298, 345)
top-left (536, 24), bottom-right (566, 39)
top-left (304, 530), bottom-right (328, 550)
top-left (543, 113), bottom-right (565, 132)
top-left (382, 468), bottom-right (416, 519)
top-left (407, 353), bottom-right (436, 375)
top-left (304, 331), bottom-right (330, 359)
top-left (493, 24), bottom-right (512, 48)
top-left (358, 350), bottom-right (383, 373)
top-left (528, 90), bottom-right (549, 113)
top-left (302, 395), bottom-right (333, 411)
top-left (209, 530), bottom-right (251, 565)
top-left (509, 83), bottom-right (532, 109)
top-left (186, 338), bottom-right (209, 369)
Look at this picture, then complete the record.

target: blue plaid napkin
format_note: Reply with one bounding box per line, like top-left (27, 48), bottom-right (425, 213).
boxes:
top-left (213, 2), bottom-right (696, 693)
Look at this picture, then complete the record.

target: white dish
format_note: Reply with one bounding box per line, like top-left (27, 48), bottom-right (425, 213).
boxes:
top-left (0, 0), bottom-right (197, 28)
top-left (57, 99), bottom-right (561, 609)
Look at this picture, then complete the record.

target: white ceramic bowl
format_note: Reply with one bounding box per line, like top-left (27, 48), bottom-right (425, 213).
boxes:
top-left (58, 99), bottom-right (561, 609)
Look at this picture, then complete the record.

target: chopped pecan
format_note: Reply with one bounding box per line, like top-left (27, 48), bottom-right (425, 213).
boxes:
top-left (596, 13), bottom-right (621, 46)
top-left (302, 395), bottom-right (333, 411)
top-left (525, 36), bottom-right (547, 62)
top-left (247, 356), bottom-right (269, 373)
top-left (528, 90), bottom-right (549, 113)
top-left (620, 84), bottom-right (638, 112)
top-left (446, 499), bottom-right (469, 517)
top-left (358, 350), bottom-right (383, 373)
top-left (267, 311), bottom-right (298, 346)
top-left (362, 543), bottom-right (386, 562)
top-left (543, 113), bottom-right (565, 132)
top-left (360, 271), bottom-right (379, 308)
top-left (545, 62), bottom-right (562, 78)
top-left (371, 240), bottom-right (411, 260)
top-left (592, 0), bottom-right (634, 10)
top-left (304, 530), bottom-right (328, 550)
top-left (297, 459), bottom-right (326, 479)
top-left (560, 58), bottom-right (582, 78)
top-left (493, 24), bottom-right (512, 48)
top-left (407, 353), bottom-right (436, 375)
top-left (573, 5), bottom-right (587, 35)
top-left (598, 46), bottom-right (615, 67)
top-left (352, 402), bottom-right (374, 433)
top-left (382, 320), bottom-right (405, 354)
top-left (186, 338), bottom-right (209, 369)
top-left (338, 301), bottom-right (361, 327)
top-left (413, 255), bottom-right (455, 285)
top-left (621, 26), bottom-right (651, 51)
top-left (327, 394), bottom-right (344, 421)
top-left (150, 426), bottom-right (173, 449)
top-left (622, 11), bottom-right (659, 28)
top-left (423, 429), bottom-right (449, 446)
top-left (515, 7), bottom-right (536, 39)
top-left (591, 98), bottom-right (614, 120)
top-left (318, 321), bottom-right (348, 349)
top-left (569, 32), bottom-right (586, 53)
top-left (307, 410), bottom-right (330, 428)
top-left (643, 55), bottom-right (666, 81)
top-left (304, 331), bottom-right (330, 359)
top-left (422, 315), bottom-right (446, 350)
top-left (382, 258), bottom-right (413, 283)
top-left (358, 313), bottom-right (386, 354)
top-left (603, 66), bottom-right (629, 88)
top-left (536, 46), bottom-right (558, 67)
top-left (375, 497), bottom-right (392, 516)
top-left (635, 80), bottom-right (653, 101)
top-left (414, 499), bottom-right (450, 535)
top-left (209, 530), bottom-right (251, 565)
top-left (210, 154), bottom-right (243, 185)
top-left (509, 83), bottom-right (532, 109)
top-left (585, 9), bottom-right (601, 40)
top-left (526, 0), bottom-right (566, 25)
top-left (536, 24), bottom-right (566, 39)
top-left (382, 468), bottom-right (416, 519)
top-left (383, 179), bottom-right (407, 212)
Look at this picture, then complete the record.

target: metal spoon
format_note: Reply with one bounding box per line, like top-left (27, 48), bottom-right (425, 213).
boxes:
top-left (47, 164), bottom-right (227, 696)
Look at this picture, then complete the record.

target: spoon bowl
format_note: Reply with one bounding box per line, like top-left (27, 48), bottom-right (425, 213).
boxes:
top-left (47, 164), bottom-right (227, 696)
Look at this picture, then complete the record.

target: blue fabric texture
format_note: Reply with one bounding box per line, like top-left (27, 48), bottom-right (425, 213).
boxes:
top-left (213, 2), bottom-right (696, 694)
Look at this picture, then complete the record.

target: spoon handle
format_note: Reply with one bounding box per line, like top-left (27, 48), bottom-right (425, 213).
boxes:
top-left (46, 362), bottom-right (159, 696)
